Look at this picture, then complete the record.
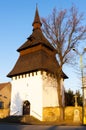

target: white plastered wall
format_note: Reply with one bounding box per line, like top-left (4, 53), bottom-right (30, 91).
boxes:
top-left (10, 70), bottom-right (64, 120)
top-left (42, 72), bottom-right (59, 107)
top-left (10, 71), bottom-right (43, 120)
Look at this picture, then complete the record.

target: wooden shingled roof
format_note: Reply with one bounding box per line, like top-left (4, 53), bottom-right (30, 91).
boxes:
top-left (7, 7), bottom-right (67, 79)
top-left (17, 28), bottom-right (55, 52)
top-left (17, 7), bottom-right (55, 52)
top-left (7, 50), bottom-right (59, 77)
top-left (0, 82), bottom-right (11, 90)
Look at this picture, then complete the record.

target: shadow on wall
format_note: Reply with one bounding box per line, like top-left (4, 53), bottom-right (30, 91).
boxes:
top-left (11, 92), bottom-right (22, 115)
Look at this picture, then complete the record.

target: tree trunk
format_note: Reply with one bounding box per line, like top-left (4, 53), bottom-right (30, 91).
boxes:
top-left (57, 77), bottom-right (64, 121)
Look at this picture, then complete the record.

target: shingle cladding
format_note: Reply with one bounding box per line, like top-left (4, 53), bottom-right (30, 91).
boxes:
top-left (17, 28), bottom-right (55, 52)
top-left (7, 7), bottom-right (67, 79)
top-left (0, 82), bottom-right (11, 90)
top-left (7, 50), bottom-right (58, 77)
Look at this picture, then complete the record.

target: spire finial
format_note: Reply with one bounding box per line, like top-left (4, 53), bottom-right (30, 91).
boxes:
top-left (32, 5), bottom-right (42, 30)
top-left (36, 3), bottom-right (38, 8)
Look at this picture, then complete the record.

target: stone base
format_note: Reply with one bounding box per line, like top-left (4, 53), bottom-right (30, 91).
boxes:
top-left (0, 108), bottom-right (10, 118)
top-left (43, 107), bottom-right (60, 121)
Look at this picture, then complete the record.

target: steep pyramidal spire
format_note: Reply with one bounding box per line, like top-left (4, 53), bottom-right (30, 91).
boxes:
top-left (7, 6), bottom-right (67, 79)
top-left (32, 5), bottom-right (42, 30)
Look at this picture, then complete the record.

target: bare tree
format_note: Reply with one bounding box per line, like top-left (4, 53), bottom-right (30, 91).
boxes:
top-left (41, 5), bottom-right (86, 120)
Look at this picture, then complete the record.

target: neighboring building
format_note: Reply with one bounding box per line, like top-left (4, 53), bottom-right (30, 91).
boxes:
top-left (7, 7), bottom-right (67, 121)
top-left (0, 82), bottom-right (11, 118)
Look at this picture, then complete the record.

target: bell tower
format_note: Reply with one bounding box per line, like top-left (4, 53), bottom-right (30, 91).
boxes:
top-left (7, 7), bottom-right (67, 121)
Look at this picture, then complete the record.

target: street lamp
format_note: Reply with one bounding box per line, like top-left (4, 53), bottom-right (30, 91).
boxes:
top-left (73, 48), bottom-right (86, 124)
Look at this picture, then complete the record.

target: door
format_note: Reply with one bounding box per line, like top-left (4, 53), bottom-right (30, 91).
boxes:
top-left (23, 100), bottom-right (30, 115)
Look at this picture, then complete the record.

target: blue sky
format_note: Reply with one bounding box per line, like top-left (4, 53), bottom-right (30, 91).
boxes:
top-left (0, 0), bottom-right (86, 92)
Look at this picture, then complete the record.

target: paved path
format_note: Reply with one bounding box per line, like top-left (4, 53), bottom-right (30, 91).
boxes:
top-left (0, 124), bottom-right (86, 130)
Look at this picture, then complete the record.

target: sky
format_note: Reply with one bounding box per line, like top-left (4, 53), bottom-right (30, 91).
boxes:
top-left (0, 0), bottom-right (86, 93)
